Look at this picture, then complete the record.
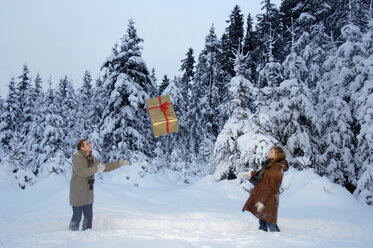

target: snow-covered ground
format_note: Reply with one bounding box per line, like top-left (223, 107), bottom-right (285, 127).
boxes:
top-left (0, 165), bottom-right (372, 248)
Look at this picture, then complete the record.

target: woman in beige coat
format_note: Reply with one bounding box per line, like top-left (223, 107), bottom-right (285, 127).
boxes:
top-left (69, 139), bottom-right (129, 231)
top-left (242, 146), bottom-right (288, 232)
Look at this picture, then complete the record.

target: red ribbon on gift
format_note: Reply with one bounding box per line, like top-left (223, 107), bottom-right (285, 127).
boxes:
top-left (148, 96), bottom-right (172, 134)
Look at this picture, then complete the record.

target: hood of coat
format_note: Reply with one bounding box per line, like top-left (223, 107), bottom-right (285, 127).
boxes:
top-left (77, 150), bottom-right (90, 159)
top-left (279, 160), bottom-right (289, 171)
top-left (266, 159), bottom-right (289, 172)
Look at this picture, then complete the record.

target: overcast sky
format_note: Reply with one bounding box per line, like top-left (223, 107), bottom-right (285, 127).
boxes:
top-left (0, 0), bottom-right (282, 98)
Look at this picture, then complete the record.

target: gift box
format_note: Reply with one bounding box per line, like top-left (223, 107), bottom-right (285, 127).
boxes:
top-left (145, 95), bottom-right (178, 138)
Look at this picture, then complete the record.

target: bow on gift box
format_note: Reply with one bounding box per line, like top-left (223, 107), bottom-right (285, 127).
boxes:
top-left (148, 96), bottom-right (172, 134)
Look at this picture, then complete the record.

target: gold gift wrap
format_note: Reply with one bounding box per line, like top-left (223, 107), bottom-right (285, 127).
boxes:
top-left (145, 95), bottom-right (178, 137)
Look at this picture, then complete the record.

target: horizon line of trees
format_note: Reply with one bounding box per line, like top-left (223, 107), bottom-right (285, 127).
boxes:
top-left (0, 0), bottom-right (372, 205)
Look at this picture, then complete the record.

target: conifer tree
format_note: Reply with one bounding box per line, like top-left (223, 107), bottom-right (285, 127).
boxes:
top-left (10, 65), bottom-right (35, 172)
top-left (91, 76), bottom-right (105, 127)
top-left (243, 13), bottom-right (257, 82)
top-left (16, 65), bottom-right (34, 138)
top-left (100, 19), bottom-right (154, 162)
top-left (324, 0), bottom-right (371, 42)
top-left (254, 0), bottom-right (283, 71)
top-left (214, 51), bottom-right (256, 180)
top-left (4, 130), bottom-right (37, 189)
top-left (220, 5), bottom-right (245, 78)
top-left (161, 77), bottom-right (189, 167)
top-left (38, 78), bottom-right (67, 175)
top-left (180, 48), bottom-right (195, 84)
top-left (291, 0), bottom-right (331, 89)
top-left (88, 76), bottom-right (106, 158)
top-left (179, 48), bottom-right (195, 154)
top-left (316, 18), bottom-right (365, 192)
top-left (56, 76), bottom-right (78, 159)
top-left (0, 96), bottom-right (4, 163)
top-left (158, 75), bottom-right (170, 95)
top-left (32, 73), bottom-right (44, 102)
top-left (353, 2), bottom-right (373, 204)
top-left (267, 20), bottom-right (319, 169)
top-left (203, 25), bottom-right (225, 136)
top-left (150, 68), bottom-right (157, 87)
top-left (27, 73), bottom-right (46, 174)
top-left (188, 53), bottom-right (213, 162)
top-left (0, 73), bottom-right (37, 188)
top-left (0, 77), bottom-right (18, 153)
top-left (258, 27), bottom-right (283, 88)
top-left (76, 70), bottom-right (94, 139)
top-left (189, 25), bottom-right (223, 163)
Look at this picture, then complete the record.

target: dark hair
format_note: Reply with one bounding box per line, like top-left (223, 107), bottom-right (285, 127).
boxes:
top-left (77, 139), bottom-right (87, 151)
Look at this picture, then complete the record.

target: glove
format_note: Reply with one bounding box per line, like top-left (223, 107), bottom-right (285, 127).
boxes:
top-left (255, 202), bottom-right (265, 212)
top-left (97, 162), bottom-right (106, 172)
top-left (242, 172), bottom-right (252, 179)
top-left (119, 159), bottom-right (130, 166)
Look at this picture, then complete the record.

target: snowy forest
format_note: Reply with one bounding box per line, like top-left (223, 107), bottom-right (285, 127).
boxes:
top-left (0, 0), bottom-right (372, 205)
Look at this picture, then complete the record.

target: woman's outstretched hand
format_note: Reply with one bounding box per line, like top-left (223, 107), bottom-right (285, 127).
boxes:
top-left (119, 159), bottom-right (130, 166)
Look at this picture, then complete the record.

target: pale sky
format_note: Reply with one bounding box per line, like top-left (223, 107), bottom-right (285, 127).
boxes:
top-left (0, 0), bottom-right (281, 98)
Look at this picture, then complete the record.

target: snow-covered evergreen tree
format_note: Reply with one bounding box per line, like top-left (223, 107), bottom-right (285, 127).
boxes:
top-left (268, 21), bottom-right (319, 169)
top-left (1, 66), bottom-right (41, 186)
top-left (254, 0), bottom-right (283, 74)
top-left (0, 95), bottom-right (3, 163)
top-left (158, 75), bottom-right (170, 96)
top-left (292, 0), bottom-right (331, 90)
top-left (99, 19), bottom-right (154, 162)
top-left (220, 5), bottom-right (245, 79)
top-left (91, 76), bottom-right (105, 127)
top-left (36, 78), bottom-right (68, 175)
top-left (214, 51), bottom-right (256, 180)
top-left (56, 76), bottom-right (78, 159)
top-left (9, 65), bottom-right (35, 173)
top-left (316, 21), bottom-right (365, 192)
top-left (76, 70), bottom-right (94, 139)
top-left (243, 13), bottom-right (257, 83)
top-left (180, 48), bottom-right (196, 84)
top-left (179, 47), bottom-right (195, 103)
top-left (187, 25), bottom-right (223, 166)
top-left (351, 3), bottom-right (373, 203)
top-left (159, 77), bottom-right (187, 167)
top-left (258, 26), bottom-right (283, 88)
top-left (26, 73), bottom-right (46, 175)
top-left (204, 25), bottom-right (225, 137)
top-left (0, 77), bottom-right (18, 153)
top-left (179, 47), bottom-right (195, 157)
top-left (15, 65), bottom-right (34, 139)
top-left (150, 68), bottom-right (157, 87)
top-left (3, 131), bottom-right (37, 189)
top-left (169, 147), bottom-right (189, 182)
top-left (89, 75), bottom-right (106, 157)
top-left (353, 39), bottom-right (373, 203)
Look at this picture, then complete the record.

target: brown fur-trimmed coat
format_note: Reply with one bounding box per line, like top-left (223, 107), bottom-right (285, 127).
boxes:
top-left (242, 160), bottom-right (288, 224)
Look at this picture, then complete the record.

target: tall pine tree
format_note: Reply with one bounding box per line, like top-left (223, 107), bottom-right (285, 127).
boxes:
top-left (214, 51), bottom-right (256, 180)
top-left (99, 19), bottom-right (154, 162)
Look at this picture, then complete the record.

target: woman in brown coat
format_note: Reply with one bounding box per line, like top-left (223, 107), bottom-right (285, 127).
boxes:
top-left (242, 146), bottom-right (289, 232)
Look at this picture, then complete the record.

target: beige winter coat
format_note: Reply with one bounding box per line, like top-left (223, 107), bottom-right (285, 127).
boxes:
top-left (69, 150), bottom-right (121, 206)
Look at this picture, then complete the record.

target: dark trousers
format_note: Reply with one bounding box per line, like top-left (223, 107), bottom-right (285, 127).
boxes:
top-left (68, 204), bottom-right (93, 231)
top-left (259, 219), bottom-right (280, 232)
